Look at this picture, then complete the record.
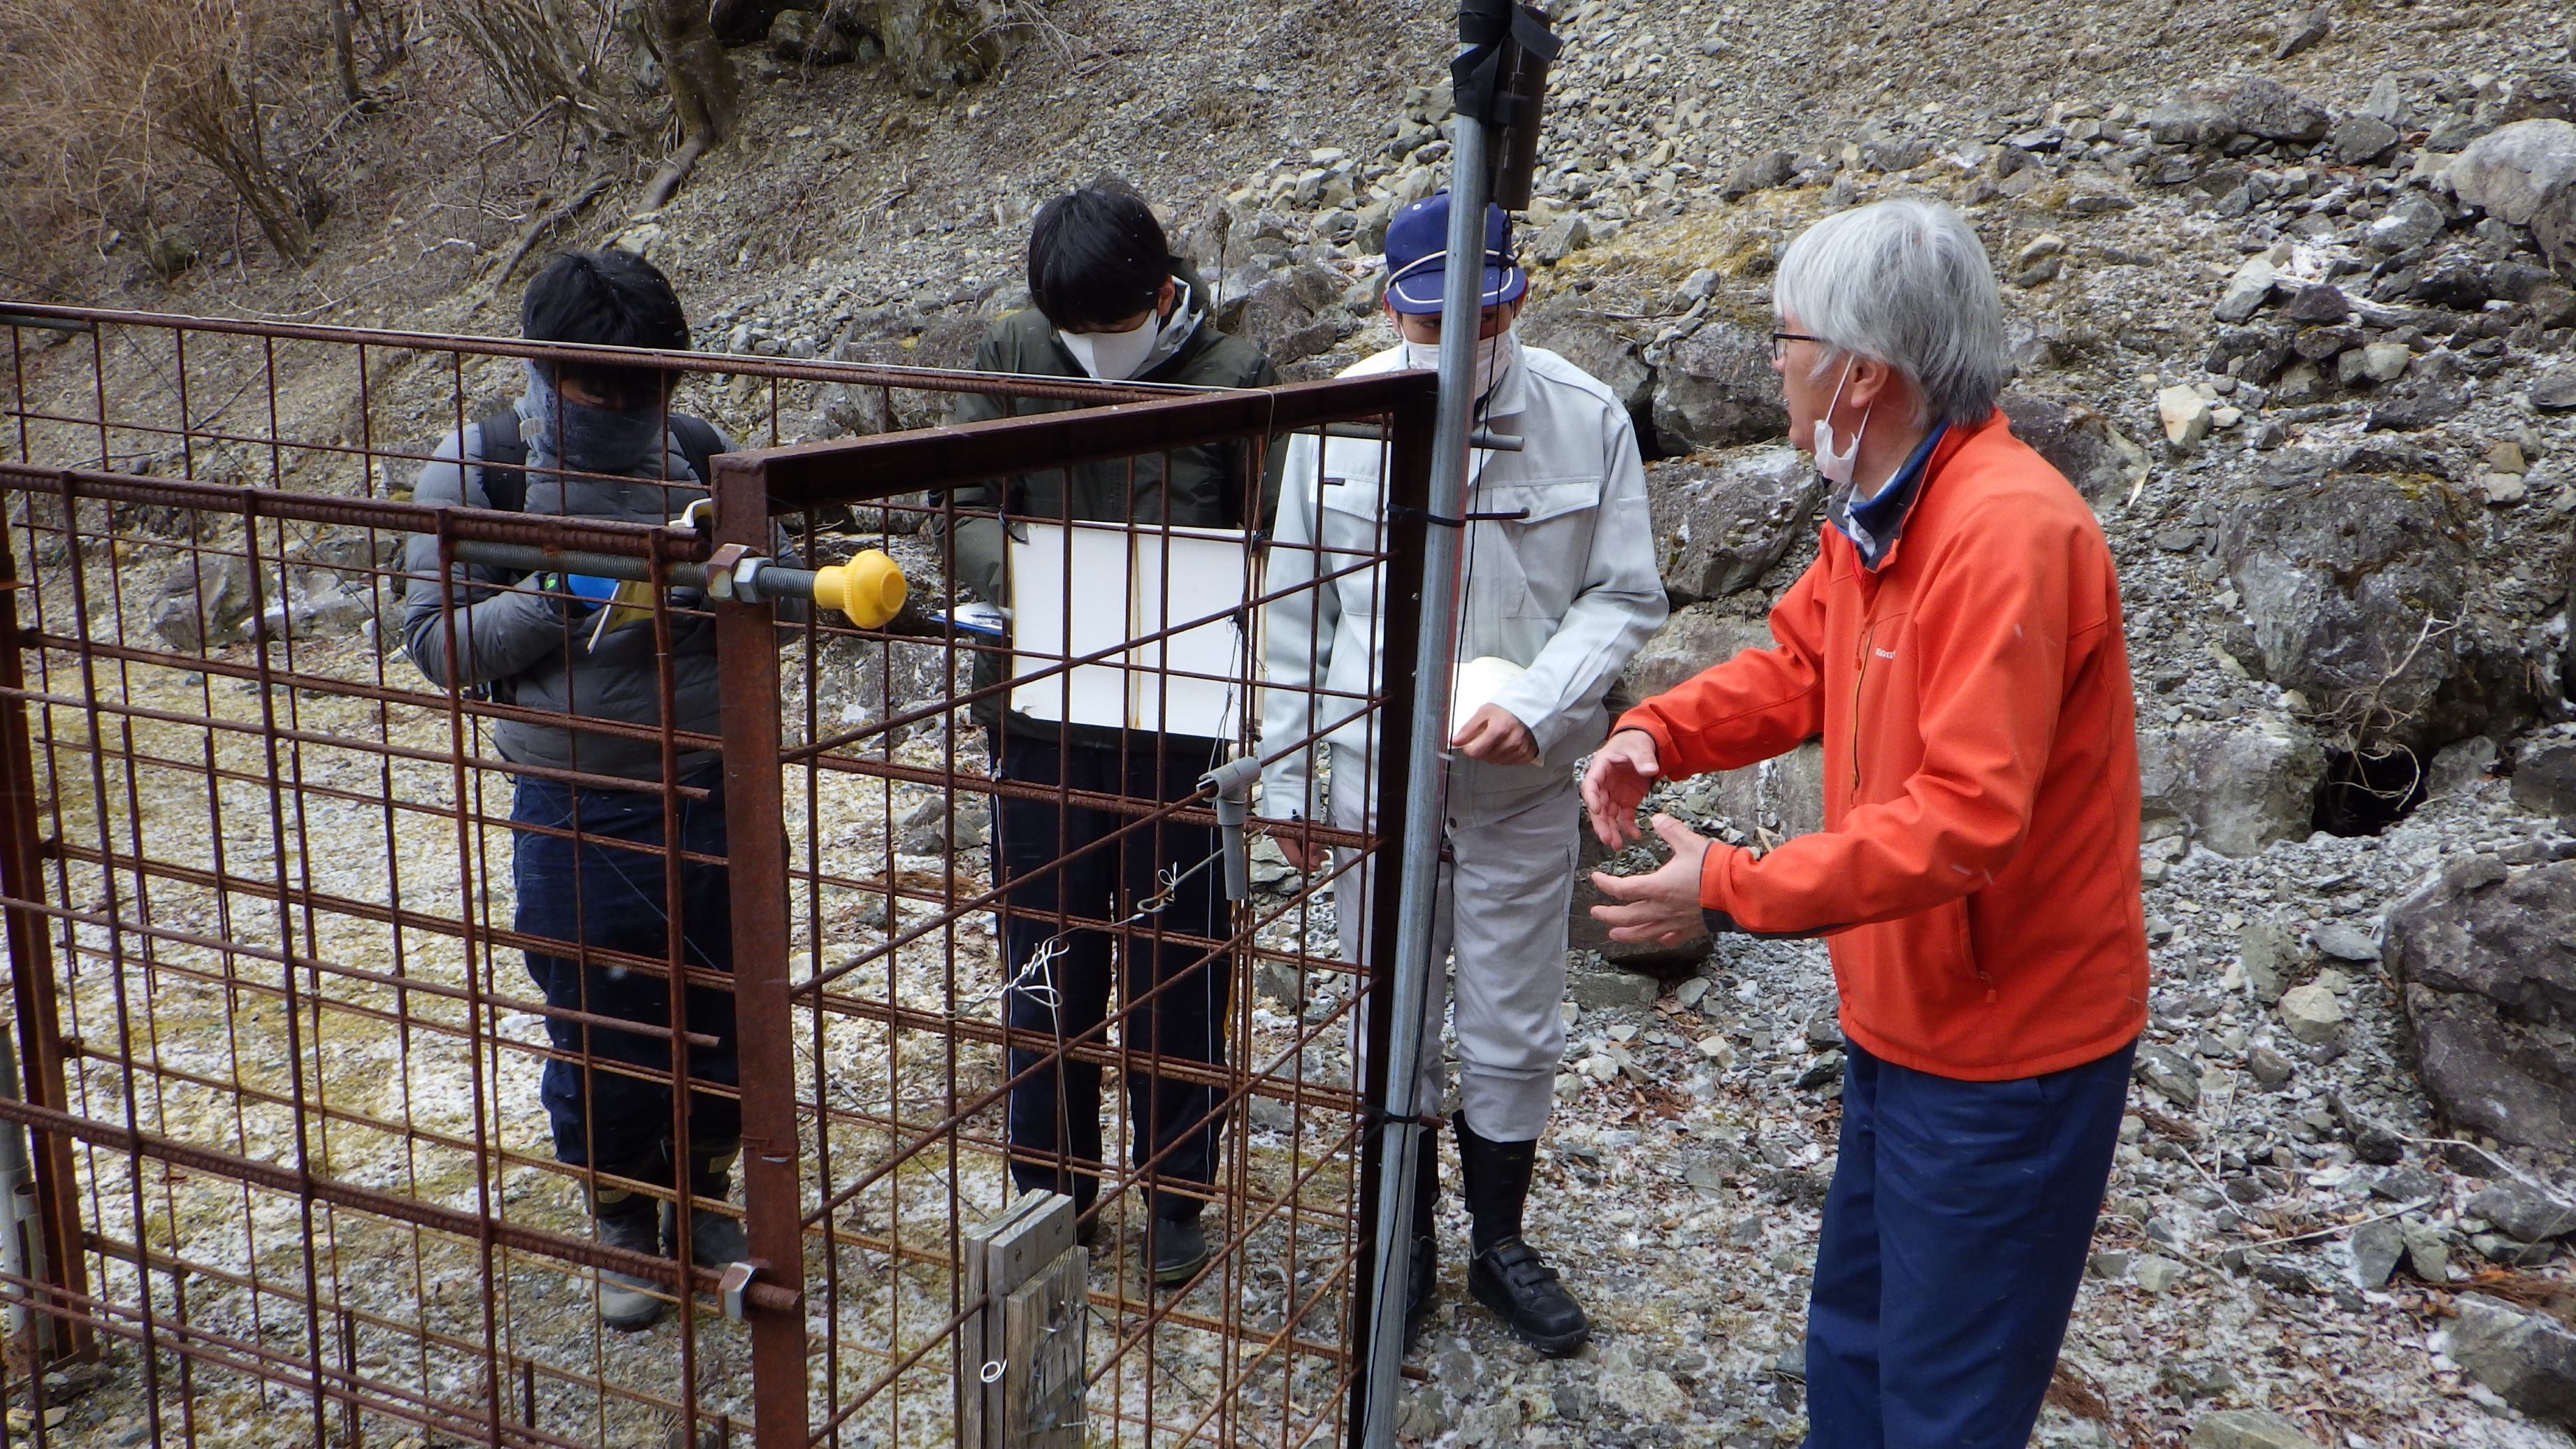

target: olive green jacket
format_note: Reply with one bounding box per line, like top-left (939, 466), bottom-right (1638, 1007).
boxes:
top-left (946, 263), bottom-right (1286, 737)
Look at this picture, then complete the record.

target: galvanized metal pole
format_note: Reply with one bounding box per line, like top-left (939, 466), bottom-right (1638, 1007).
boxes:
top-left (1357, 93), bottom-right (1493, 1449)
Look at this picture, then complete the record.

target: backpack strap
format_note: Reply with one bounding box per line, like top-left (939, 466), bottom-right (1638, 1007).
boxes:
top-left (668, 412), bottom-right (724, 488)
top-left (475, 403), bottom-right (529, 512)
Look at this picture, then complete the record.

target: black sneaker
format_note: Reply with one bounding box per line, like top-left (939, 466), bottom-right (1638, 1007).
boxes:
top-left (1467, 1238), bottom-right (1589, 1356)
top-left (1148, 1216), bottom-right (1209, 1287)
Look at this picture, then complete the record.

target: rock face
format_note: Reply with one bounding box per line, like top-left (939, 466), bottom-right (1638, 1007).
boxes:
top-left (1519, 297), bottom-right (1654, 430)
top-left (2217, 473), bottom-right (2529, 753)
top-left (2136, 719), bottom-right (2325, 858)
top-left (848, 0), bottom-right (1021, 91)
top-left (1649, 323), bottom-right (1787, 455)
top-left (2510, 725), bottom-right (2576, 815)
top-left (1997, 390), bottom-right (2148, 507)
top-left (1645, 447), bottom-right (1824, 603)
top-left (1210, 258), bottom-right (1358, 371)
top-left (2445, 1295), bottom-right (2576, 1426)
top-left (2384, 858), bottom-right (2576, 1153)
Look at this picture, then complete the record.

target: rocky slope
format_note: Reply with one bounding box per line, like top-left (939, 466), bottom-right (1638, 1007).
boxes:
top-left (13, 0), bottom-right (2576, 1443)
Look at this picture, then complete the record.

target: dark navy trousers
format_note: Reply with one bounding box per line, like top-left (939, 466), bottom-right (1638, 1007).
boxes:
top-left (994, 731), bottom-right (1230, 1225)
top-left (512, 766), bottom-right (740, 1188)
top-left (1803, 1035), bottom-right (2135, 1448)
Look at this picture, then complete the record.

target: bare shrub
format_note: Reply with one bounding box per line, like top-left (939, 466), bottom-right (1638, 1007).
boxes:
top-left (434, 0), bottom-right (635, 144)
top-left (0, 0), bottom-right (335, 265)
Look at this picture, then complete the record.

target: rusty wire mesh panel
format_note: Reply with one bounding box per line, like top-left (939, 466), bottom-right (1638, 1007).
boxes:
top-left (722, 375), bottom-right (1437, 1449)
top-left (0, 304), bottom-right (1433, 1448)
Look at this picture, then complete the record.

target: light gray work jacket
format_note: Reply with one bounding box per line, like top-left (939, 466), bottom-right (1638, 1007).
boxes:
top-left (1258, 343), bottom-right (1667, 828)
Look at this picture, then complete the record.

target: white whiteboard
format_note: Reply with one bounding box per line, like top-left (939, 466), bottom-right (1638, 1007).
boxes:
top-left (1008, 520), bottom-right (1254, 740)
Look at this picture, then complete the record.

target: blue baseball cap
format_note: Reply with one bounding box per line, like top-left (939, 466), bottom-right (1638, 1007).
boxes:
top-left (1382, 193), bottom-right (1527, 316)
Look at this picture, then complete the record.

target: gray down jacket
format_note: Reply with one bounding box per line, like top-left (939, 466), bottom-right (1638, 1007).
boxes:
top-left (400, 396), bottom-right (737, 784)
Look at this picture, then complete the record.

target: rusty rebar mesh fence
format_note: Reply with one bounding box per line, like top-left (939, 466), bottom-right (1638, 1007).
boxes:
top-left (0, 304), bottom-right (1437, 1448)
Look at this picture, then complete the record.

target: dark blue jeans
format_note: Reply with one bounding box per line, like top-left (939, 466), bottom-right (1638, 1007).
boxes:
top-left (512, 766), bottom-right (739, 1189)
top-left (994, 731), bottom-right (1231, 1224)
top-left (1804, 1036), bottom-right (2135, 1448)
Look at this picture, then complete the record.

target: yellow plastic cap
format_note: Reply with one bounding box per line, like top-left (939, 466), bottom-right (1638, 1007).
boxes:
top-left (814, 550), bottom-right (907, 628)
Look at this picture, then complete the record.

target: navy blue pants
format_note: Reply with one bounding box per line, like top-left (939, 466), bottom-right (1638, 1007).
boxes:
top-left (512, 767), bottom-right (739, 1188)
top-left (1804, 1036), bottom-right (2135, 1448)
top-left (994, 732), bottom-right (1230, 1224)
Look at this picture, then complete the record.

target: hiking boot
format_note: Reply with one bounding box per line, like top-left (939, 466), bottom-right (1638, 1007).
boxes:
top-left (666, 1139), bottom-right (749, 1267)
top-left (1467, 1238), bottom-right (1589, 1356)
top-left (1148, 1216), bottom-right (1209, 1287)
top-left (595, 1198), bottom-right (668, 1332)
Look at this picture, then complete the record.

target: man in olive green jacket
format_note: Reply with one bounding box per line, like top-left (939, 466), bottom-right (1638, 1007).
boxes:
top-left (950, 187), bottom-right (1280, 1289)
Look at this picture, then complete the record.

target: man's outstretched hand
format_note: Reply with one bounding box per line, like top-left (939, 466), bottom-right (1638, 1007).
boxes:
top-left (1588, 814), bottom-right (1714, 949)
top-left (1581, 728), bottom-right (1662, 846)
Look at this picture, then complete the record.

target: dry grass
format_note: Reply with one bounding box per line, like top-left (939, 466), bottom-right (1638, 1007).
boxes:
top-left (0, 0), bottom-right (338, 268)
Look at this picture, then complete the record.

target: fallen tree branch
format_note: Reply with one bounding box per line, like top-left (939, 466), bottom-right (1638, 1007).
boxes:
top-left (484, 170), bottom-right (615, 292)
top-left (639, 132), bottom-right (709, 214)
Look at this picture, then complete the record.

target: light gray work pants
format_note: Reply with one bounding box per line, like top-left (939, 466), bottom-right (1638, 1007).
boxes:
top-left (1330, 744), bottom-right (1577, 1143)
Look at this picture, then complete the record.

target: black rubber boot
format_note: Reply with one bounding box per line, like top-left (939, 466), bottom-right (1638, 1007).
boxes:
top-left (1405, 1141), bottom-right (1439, 1340)
top-left (667, 1138), bottom-right (749, 1268)
top-left (1455, 1116), bottom-right (1589, 1356)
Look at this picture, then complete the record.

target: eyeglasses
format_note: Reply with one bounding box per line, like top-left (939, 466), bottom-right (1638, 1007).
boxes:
top-left (1770, 331), bottom-right (1824, 361)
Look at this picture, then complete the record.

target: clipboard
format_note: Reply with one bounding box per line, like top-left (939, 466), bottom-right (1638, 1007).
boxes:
top-left (1007, 520), bottom-right (1254, 740)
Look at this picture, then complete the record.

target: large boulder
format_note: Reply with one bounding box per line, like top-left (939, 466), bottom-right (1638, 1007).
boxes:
top-left (2448, 119), bottom-right (2576, 276)
top-left (2443, 1295), bottom-right (2576, 1426)
top-left (1646, 447), bottom-right (1824, 603)
top-left (1618, 603), bottom-right (1764, 701)
top-left (2217, 473), bottom-right (2531, 753)
top-left (2385, 858), bottom-right (2576, 1153)
top-left (2448, 120), bottom-right (2576, 228)
top-left (1649, 323), bottom-right (1786, 455)
top-left (1997, 390), bottom-right (2149, 508)
top-left (2136, 719), bottom-right (2327, 858)
top-left (2220, 76), bottom-right (2332, 143)
top-left (823, 305), bottom-right (987, 435)
top-left (148, 552), bottom-right (258, 652)
top-left (2513, 724), bottom-right (2576, 815)
top-left (1518, 297), bottom-right (1653, 431)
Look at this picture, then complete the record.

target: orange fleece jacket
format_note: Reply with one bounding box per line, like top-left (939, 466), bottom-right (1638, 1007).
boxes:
top-left (1616, 409), bottom-right (2148, 1080)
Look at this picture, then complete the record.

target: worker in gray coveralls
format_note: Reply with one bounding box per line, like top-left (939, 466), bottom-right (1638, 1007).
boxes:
top-left (1258, 192), bottom-right (1665, 1356)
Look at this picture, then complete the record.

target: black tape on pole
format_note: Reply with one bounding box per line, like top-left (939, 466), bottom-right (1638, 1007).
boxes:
top-left (1452, 0), bottom-right (1561, 126)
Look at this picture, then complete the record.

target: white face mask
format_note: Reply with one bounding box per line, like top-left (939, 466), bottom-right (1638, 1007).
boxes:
top-left (1401, 324), bottom-right (1519, 403)
top-left (1059, 310), bottom-right (1163, 382)
top-left (1811, 355), bottom-right (1872, 487)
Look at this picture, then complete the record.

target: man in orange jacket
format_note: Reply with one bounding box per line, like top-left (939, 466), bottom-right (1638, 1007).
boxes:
top-left (1586, 199), bottom-right (2148, 1447)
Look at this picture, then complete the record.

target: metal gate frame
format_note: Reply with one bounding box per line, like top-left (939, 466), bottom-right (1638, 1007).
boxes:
top-left (0, 307), bottom-right (1441, 1448)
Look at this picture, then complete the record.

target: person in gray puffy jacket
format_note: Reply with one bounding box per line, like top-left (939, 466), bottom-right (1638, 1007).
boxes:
top-left (400, 250), bottom-right (748, 1332)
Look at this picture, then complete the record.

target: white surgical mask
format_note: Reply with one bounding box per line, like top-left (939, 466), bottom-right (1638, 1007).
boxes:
top-left (1059, 314), bottom-right (1162, 381)
top-left (1058, 281), bottom-right (1200, 382)
top-left (1811, 355), bottom-right (1872, 487)
top-left (1401, 324), bottom-right (1518, 404)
